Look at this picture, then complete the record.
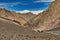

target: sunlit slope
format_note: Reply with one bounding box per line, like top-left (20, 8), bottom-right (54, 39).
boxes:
top-left (29, 0), bottom-right (60, 31)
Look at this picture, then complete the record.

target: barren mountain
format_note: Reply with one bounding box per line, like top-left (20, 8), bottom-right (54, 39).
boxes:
top-left (0, 0), bottom-right (60, 40)
top-left (17, 12), bottom-right (36, 22)
top-left (28, 0), bottom-right (60, 32)
top-left (0, 8), bottom-right (35, 26)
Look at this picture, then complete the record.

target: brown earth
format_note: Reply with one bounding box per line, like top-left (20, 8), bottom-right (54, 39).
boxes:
top-left (0, 8), bottom-right (35, 26)
top-left (0, 0), bottom-right (60, 40)
top-left (0, 18), bottom-right (60, 40)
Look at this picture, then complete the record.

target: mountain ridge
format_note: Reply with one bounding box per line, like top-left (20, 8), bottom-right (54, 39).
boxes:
top-left (0, 8), bottom-right (36, 26)
top-left (29, 0), bottom-right (60, 32)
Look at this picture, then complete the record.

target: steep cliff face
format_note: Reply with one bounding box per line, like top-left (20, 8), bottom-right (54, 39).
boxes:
top-left (30, 0), bottom-right (60, 32)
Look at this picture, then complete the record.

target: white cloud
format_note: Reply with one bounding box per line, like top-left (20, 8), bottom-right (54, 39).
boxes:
top-left (0, 2), bottom-right (17, 7)
top-left (16, 10), bottom-right (44, 14)
top-left (18, 10), bottom-right (30, 13)
top-left (0, 2), bottom-right (27, 7)
top-left (34, 0), bottom-right (55, 3)
top-left (0, 2), bottom-right (26, 5)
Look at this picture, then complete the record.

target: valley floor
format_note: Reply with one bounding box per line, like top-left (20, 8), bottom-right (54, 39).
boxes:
top-left (0, 18), bottom-right (60, 40)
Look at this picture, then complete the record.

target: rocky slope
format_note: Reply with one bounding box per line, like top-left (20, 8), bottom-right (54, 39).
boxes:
top-left (0, 18), bottom-right (60, 40)
top-left (0, 8), bottom-right (35, 26)
top-left (17, 12), bottom-right (36, 22)
top-left (29, 0), bottom-right (60, 32)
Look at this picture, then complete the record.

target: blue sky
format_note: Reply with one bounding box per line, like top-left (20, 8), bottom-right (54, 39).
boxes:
top-left (0, 0), bottom-right (55, 14)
